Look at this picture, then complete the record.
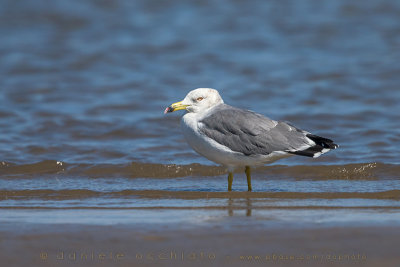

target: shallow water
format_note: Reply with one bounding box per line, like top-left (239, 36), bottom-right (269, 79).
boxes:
top-left (1, 0), bottom-right (400, 226)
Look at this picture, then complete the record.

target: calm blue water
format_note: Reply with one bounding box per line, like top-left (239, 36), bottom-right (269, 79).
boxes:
top-left (1, 0), bottom-right (400, 225)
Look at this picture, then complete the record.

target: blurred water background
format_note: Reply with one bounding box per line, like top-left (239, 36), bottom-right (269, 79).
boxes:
top-left (1, 0), bottom-right (400, 224)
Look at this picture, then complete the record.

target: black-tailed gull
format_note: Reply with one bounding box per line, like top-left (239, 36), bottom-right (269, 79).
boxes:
top-left (164, 88), bottom-right (338, 191)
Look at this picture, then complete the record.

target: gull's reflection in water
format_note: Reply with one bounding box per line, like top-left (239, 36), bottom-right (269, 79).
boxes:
top-left (227, 198), bottom-right (252, 217)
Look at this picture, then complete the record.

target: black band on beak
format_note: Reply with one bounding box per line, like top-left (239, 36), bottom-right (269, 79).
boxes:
top-left (164, 106), bottom-right (175, 114)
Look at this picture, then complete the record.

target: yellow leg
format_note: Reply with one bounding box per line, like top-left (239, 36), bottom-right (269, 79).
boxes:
top-left (227, 172), bottom-right (233, 191)
top-left (245, 166), bottom-right (252, 192)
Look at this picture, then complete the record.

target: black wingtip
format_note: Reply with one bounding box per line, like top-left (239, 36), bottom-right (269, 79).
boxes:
top-left (288, 134), bottom-right (338, 158)
top-left (306, 134), bottom-right (338, 149)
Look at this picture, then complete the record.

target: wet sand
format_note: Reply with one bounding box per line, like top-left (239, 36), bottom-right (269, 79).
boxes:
top-left (2, 163), bottom-right (400, 267)
top-left (2, 222), bottom-right (400, 267)
top-left (2, 189), bottom-right (400, 200)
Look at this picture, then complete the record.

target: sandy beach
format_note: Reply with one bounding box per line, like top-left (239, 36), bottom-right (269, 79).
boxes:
top-left (2, 221), bottom-right (400, 267)
top-left (2, 171), bottom-right (400, 267)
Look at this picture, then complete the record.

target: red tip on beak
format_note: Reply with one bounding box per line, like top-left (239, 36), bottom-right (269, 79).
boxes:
top-left (164, 106), bottom-right (174, 114)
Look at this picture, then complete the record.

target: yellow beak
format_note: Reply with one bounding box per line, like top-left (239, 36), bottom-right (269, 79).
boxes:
top-left (164, 101), bottom-right (189, 113)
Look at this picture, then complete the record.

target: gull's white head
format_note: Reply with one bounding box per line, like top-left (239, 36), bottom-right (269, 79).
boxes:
top-left (165, 88), bottom-right (224, 114)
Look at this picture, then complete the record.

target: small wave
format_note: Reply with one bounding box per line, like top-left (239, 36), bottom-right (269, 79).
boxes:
top-left (0, 160), bottom-right (225, 178)
top-left (1, 189), bottom-right (400, 200)
top-left (1, 160), bottom-right (399, 180)
top-left (258, 162), bottom-right (386, 180)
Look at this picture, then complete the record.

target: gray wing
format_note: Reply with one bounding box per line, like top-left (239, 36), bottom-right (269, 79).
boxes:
top-left (198, 104), bottom-right (312, 156)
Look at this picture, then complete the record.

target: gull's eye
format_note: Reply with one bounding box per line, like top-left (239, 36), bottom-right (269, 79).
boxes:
top-left (196, 97), bottom-right (204, 102)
